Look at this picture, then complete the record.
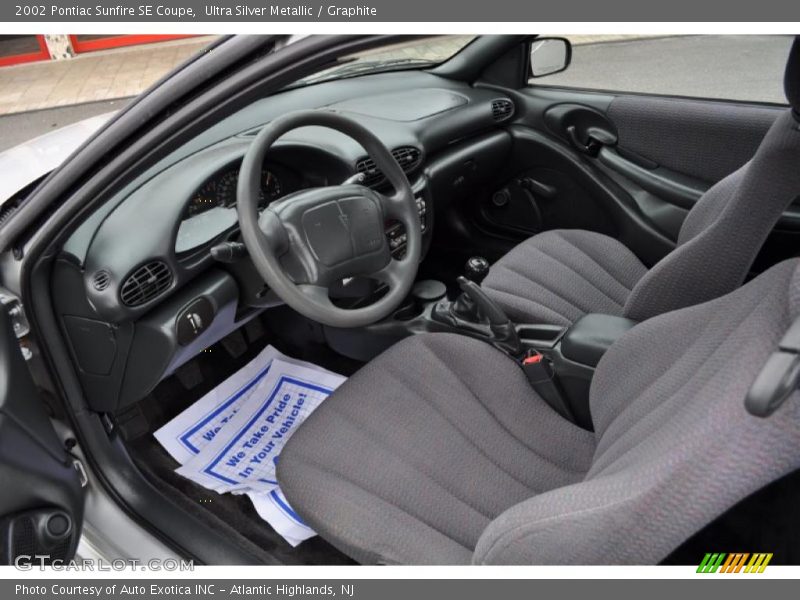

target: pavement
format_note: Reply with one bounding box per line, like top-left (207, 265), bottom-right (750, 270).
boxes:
top-left (0, 35), bottom-right (791, 153)
top-left (0, 36), bottom-right (216, 115)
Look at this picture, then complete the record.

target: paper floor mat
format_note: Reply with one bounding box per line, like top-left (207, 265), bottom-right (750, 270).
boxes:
top-left (154, 345), bottom-right (346, 546)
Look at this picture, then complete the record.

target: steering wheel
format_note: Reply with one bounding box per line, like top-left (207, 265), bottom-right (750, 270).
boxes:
top-left (237, 110), bottom-right (421, 328)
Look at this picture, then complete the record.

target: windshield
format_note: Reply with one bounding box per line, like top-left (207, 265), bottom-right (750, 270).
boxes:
top-left (292, 35), bottom-right (476, 87)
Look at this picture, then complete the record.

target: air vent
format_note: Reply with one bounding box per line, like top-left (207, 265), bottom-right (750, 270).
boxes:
top-left (392, 146), bottom-right (422, 168)
top-left (355, 156), bottom-right (383, 188)
top-left (120, 261), bottom-right (173, 307)
top-left (92, 270), bottom-right (111, 291)
top-left (355, 146), bottom-right (422, 188)
top-left (491, 98), bottom-right (515, 122)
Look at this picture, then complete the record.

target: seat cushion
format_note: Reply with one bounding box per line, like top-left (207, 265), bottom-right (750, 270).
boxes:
top-left (277, 333), bottom-right (596, 565)
top-left (474, 259), bottom-right (800, 565)
top-left (482, 230), bottom-right (648, 327)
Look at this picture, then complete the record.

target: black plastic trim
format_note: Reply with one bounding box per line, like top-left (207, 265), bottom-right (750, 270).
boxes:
top-left (597, 146), bottom-right (706, 210)
top-left (507, 125), bottom-right (675, 265)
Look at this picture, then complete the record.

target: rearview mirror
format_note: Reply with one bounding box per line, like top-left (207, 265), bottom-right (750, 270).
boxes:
top-left (529, 38), bottom-right (572, 78)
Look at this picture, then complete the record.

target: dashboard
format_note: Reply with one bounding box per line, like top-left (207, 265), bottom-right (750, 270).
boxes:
top-left (56, 68), bottom-right (515, 411)
top-left (62, 71), bottom-right (517, 324)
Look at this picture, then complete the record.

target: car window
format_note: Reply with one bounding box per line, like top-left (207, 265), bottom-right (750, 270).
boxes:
top-left (292, 35), bottom-right (476, 87)
top-left (530, 34), bottom-right (792, 104)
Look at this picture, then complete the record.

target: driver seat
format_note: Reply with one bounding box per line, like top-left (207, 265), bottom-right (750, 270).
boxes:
top-left (481, 37), bottom-right (800, 326)
top-left (277, 258), bottom-right (800, 564)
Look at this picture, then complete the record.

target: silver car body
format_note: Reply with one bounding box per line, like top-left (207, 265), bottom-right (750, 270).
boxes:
top-left (0, 112), bottom-right (114, 206)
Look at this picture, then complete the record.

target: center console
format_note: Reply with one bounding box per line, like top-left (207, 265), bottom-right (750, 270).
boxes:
top-left (430, 291), bottom-right (636, 430)
top-left (522, 314), bottom-right (636, 429)
top-left (428, 263), bottom-right (638, 429)
top-left (385, 179), bottom-right (429, 259)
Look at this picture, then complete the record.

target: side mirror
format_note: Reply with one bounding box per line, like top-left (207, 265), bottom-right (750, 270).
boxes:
top-left (529, 37), bottom-right (572, 78)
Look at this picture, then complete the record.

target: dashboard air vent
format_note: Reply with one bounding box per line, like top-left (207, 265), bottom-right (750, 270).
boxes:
top-left (92, 270), bottom-right (111, 291)
top-left (120, 261), bottom-right (173, 307)
top-left (491, 98), bottom-right (515, 122)
top-left (355, 156), bottom-right (382, 187)
top-left (355, 146), bottom-right (422, 188)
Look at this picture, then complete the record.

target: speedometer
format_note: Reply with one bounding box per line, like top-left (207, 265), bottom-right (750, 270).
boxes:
top-left (191, 167), bottom-right (283, 213)
top-left (177, 164), bottom-right (292, 254)
top-left (215, 169), bottom-right (240, 207)
top-left (186, 180), bottom-right (220, 217)
top-left (262, 169), bottom-right (282, 202)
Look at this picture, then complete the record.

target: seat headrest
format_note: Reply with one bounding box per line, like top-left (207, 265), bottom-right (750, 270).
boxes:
top-left (785, 36), bottom-right (800, 114)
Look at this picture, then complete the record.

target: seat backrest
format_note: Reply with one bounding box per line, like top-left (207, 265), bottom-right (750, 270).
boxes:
top-left (474, 258), bottom-right (800, 564)
top-left (622, 37), bottom-right (800, 322)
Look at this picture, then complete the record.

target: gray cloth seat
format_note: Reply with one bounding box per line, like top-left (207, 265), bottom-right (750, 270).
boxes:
top-left (277, 258), bottom-right (800, 564)
top-left (483, 38), bottom-right (800, 327)
top-left (480, 229), bottom-right (647, 326)
top-left (276, 333), bottom-right (596, 564)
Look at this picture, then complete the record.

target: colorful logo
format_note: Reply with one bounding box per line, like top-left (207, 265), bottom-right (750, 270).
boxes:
top-left (696, 553), bottom-right (773, 573)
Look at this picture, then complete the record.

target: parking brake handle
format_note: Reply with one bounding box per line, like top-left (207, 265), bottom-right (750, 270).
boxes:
top-left (456, 276), bottom-right (523, 358)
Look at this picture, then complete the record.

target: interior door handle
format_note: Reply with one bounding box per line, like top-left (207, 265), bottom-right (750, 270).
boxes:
top-left (566, 125), bottom-right (617, 157)
top-left (566, 125), bottom-right (595, 154)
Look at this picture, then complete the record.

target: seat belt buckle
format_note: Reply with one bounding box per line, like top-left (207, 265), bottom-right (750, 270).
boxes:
top-left (521, 349), bottom-right (554, 383)
top-left (745, 318), bottom-right (800, 417)
top-left (519, 350), bottom-right (576, 421)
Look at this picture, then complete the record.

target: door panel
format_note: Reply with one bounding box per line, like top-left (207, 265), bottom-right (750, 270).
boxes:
top-left (507, 123), bottom-right (675, 265)
top-left (0, 309), bottom-right (84, 565)
top-left (481, 85), bottom-right (796, 268)
top-left (607, 95), bottom-right (779, 185)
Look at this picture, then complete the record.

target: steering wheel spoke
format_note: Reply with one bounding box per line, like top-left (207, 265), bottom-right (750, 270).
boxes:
top-left (373, 258), bottom-right (405, 290)
top-left (298, 283), bottom-right (334, 307)
top-left (257, 209), bottom-right (290, 255)
top-left (377, 188), bottom-right (413, 222)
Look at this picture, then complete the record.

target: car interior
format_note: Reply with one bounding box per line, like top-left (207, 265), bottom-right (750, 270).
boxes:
top-left (7, 34), bottom-right (800, 565)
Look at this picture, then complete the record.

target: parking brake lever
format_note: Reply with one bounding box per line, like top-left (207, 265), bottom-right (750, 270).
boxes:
top-left (457, 276), bottom-right (523, 358)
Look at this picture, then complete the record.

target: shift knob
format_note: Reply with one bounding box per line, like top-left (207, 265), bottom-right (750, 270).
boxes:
top-left (464, 256), bottom-right (490, 284)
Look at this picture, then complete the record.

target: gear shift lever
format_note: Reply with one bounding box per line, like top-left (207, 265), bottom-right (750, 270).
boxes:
top-left (456, 276), bottom-right (523, 358)
top-left (452, 257), bottom-right (490, 322)
top-left (464, 256), bottom-right (490, 284)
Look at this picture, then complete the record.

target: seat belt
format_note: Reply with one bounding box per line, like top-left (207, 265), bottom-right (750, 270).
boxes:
top-left (521, 350), bottom-right (576, 422)
top-left (746, 317), bottom-right (800, 417)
